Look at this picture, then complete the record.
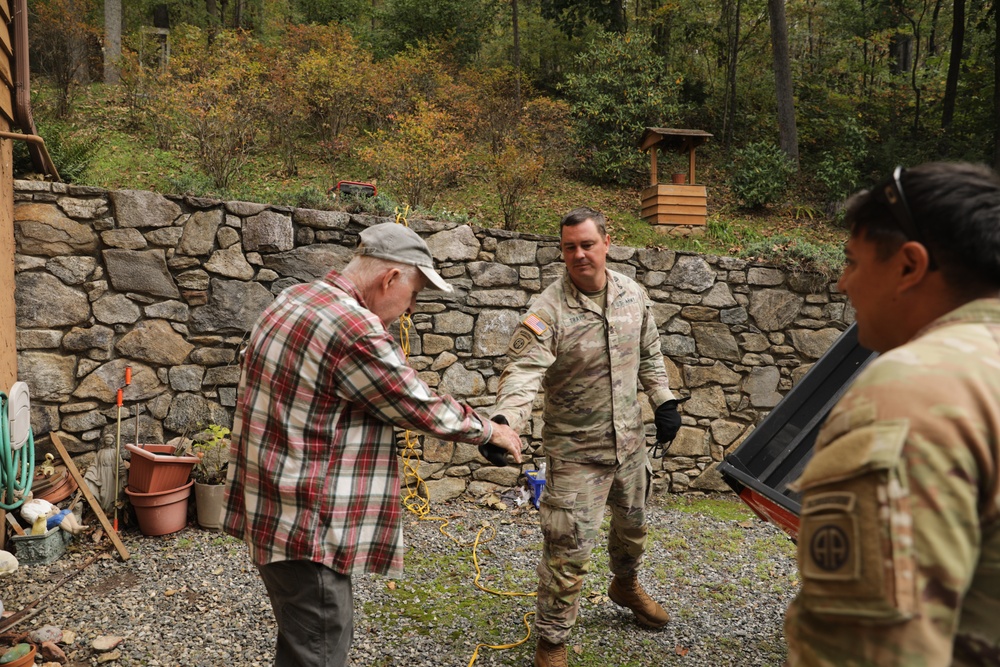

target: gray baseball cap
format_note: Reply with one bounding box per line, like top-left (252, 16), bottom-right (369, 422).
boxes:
top-left (357, 223), bottom-right (453, 293)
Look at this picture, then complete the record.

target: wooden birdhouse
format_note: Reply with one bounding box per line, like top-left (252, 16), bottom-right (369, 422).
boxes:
top-left (639, 128), bottom-right (712, 229)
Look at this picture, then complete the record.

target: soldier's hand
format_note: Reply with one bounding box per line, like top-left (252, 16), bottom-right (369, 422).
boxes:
top-left (655, 400), bottom-right (681, 444)
top-left (481, 415), bottom-right (522, 465)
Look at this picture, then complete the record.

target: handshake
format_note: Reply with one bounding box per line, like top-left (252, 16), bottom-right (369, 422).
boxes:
top-left (479, 415), bottom-right (522, 465)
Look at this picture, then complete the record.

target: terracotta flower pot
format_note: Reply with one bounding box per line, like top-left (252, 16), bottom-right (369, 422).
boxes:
top-left (125, 480), bottom-right (193, 536)
top-left (0, 643), bottom-right (36, 667)
top-left (671, 173), bottom-right (687, 184)
top-left (126, 444), bottom-right (199, 493)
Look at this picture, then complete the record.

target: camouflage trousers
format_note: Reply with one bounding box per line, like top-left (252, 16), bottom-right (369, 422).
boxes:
top-left (534, 447), bottom-right (652, 645)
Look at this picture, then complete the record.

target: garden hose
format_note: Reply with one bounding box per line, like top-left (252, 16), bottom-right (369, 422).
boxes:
top-left (390, 207), bottom-right (537, 666)
top-left (0, 389), bottom-right (34, 511)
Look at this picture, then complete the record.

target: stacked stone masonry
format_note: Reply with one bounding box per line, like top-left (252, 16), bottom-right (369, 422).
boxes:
top-left (12, 181), bottom-right (854, 502)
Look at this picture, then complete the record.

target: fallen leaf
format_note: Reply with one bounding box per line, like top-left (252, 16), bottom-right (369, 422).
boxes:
top-left (675, 645), bottom-right (689, 656)
top-left (212, 567), bottom-right (224, 575)
top-left (737, 520), bottom-right (754, 528)
top-left (572, 645), bottom-right (583, 655)
top-left (386, 581), bottom-right (397, 591)
top-left (165, 589), bottom-right (178, 596)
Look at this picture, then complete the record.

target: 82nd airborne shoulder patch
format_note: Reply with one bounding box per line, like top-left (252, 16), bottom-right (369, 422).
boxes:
top-left (508, 312), bottom-right (549, 357)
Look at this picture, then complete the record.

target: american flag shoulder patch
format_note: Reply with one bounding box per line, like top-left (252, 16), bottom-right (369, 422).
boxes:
top-left (523, 313), bottom-right (549, 337)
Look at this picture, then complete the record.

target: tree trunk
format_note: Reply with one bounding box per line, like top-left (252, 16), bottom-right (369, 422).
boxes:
top-left (103, 0), bottom-right (121, 85)
top-left (768, 0), bottom-right (798, 167)
top-left (994, 4), bottom-right (1000, 168)
top-left (512, 0), bottom-right (521, 109)
top-left (721, 0), bottom-right (743, 151)
top-left (941, 0), bottom-right (965, 130)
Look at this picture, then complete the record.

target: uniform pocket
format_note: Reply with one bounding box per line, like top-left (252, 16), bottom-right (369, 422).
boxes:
top-left (795, 420), bottom-right (917, 622)
top-left (540, 484), bottom-right (579, 550)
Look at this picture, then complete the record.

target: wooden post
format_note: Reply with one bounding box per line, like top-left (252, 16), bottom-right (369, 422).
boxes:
top-left (649, 147), bottom-right (658, 186)
top-left (50, 433), bottom-right (130, 560)
top-left (689, 147), bottom-right (697, 186)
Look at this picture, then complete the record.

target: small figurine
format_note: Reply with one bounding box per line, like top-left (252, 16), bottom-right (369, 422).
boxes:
top-left (83, 434), bottom-right (126, 515)
top-left (37, 453), bottom-right (56, 477)
top-left (20, 496), bottom-right (88, 536)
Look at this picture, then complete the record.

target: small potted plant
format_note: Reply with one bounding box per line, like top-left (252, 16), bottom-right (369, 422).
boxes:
top-left (190, 424), bottom-right (230, 530)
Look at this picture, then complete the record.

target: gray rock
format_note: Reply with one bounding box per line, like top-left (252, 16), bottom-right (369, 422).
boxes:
top-left (169, 365), bottom-right (206, 392)
top-left (636, 248), bottom-right (676, 271)
top-left (58, 197), bottom-right (108, 219)
top-left (176, 269), bottom-right (210, 290)
top-left (720, 306), bottom-right (748, 324)
top-left (473, 310), bottom-right (520, 357)
top-left (789, 327), bottom-right (842, 360)
top-left (689, 462), bottom-right (732, 491)
top-left (190, 279), bottom-right (275, 334)
top-left (426, 226), bottom-right (480, 261)
top-left (743, 366), bottom-right (783, 408)
top-left (205, 244), bottom-right (255, 280)
top-left (692, 323), bottom-right (741, 362)
top-left (668, 256), bottom-right (715, 292)
top-left (748, 289), bottom-right (803, 331)
top-left (93, 293), bottom-right (142, 324)
top-left (144, 300), bottom-right (190, 321)
top-left (101, 228), bottom-right (147, 249)
top-left (422, 438), bottom-right (455, 463)
top-left (177, 209), bottom-right (224, 256)
top-left (146, 227), bottom-right (184, 247)
top-left (217, 226), bottom-right (240, 248)
top-left (294, 208), bottom-right (350, 230)
top-left (422, 334), bottom-right (454, 355)
top-left (204, 366), bottom-right (241, 386)
top-left (739, 333), bottom-right (770, 353)
top-left (435, 311), bottom-right (474, 334)
top-left (424, 477), bottom-right (466, 503)
top-left (75, 360), bottom-right (163, 402)
top-left (666, 427), bottom-right (709, 457)
top-left (468, 289), bottom-right (528, 308)
top-left (684, 361), bottom-right (742, 388)
top-left (116, 319), bottom-right (194, 365)
top-left (244, 210), bottom-right (294, 252)
top-left (684, 386), bottom-right (727, 418)
top-left (747, 267), bottom-right (785, 286)
top-left (15, 273), bottom-right (90, 327)
top-left (439, 364), bottom-right (486, 397)
top-left (47, 256), bottom-right (96, 285)
top-left (190, 348), bottom-right (236, 365)
top-left (710, 419), bottom-right (745, 446)
top-left (17, 351), bottom-right (77, 400)
top-left (608, 244), bottom-right (635, 261)
top-left (263, 244), bottom-right (353, 281)
top-left (226, 201), bottom-right (267, 216)
top-left (468, 262), bottom-right (518, 287)
top-left (163, 393), bottom-right (232, 432)
top-left (110, 190), bottom-right (181, 228)
top-left (701, 283), bottom-right (738, 308)
top-left (495, 239), bottom-right (537, 264)
top-left (61, 410), bottom-right (109, 433)
top-left (16, 329), bottom-right (62, 349)
top-left (103, 249), bottom-right (180, 298)
top-left (661, 334), bottom-right (696, 356)
top-left (472, 465), bottom-right (520, 486)
top-left (15, 203), bottom-right (99, 256)
top-left (63, 325), bottom-right (114, 353)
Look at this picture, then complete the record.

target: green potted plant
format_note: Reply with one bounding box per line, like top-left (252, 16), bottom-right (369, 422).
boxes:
top-left (190, 424), bottom-right (230, 531)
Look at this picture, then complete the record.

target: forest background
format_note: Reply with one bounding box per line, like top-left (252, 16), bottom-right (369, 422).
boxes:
top-left (22, 0), bottom-right (1000, 273)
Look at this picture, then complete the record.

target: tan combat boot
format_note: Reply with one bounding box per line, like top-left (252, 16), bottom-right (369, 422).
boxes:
top-left (534, 638), bottom-right (568, 667)
top-left (608, 574), bottom-right (670, 629)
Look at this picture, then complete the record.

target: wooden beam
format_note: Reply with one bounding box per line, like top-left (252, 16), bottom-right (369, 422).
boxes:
top-left (50, 433), bottom-right (130, 561)
top-left (4, 512), bottom-right (23, 536)
top-left (650, 148), bottom-right (657, 186)
top-left (689, 148), bottom-right (697, 185)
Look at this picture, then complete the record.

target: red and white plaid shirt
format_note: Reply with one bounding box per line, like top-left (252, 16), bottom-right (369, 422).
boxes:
top-left (223, 270), bottom-right (493, 576)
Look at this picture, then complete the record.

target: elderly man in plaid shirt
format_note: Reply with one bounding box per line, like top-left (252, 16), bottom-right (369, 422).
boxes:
top-left (223, 223), bottom-right (523, 667)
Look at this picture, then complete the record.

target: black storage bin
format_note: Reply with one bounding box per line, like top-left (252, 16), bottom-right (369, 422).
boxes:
top-left (718, 323), bottom-right (876, 540)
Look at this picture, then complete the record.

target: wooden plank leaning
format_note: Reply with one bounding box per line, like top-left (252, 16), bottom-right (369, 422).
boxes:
top-left (50, 433), bottom-right (130, 561)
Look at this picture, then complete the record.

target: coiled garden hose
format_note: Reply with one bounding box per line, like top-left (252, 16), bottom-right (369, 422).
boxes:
top-left (0, 391), bottom-right (34, 511)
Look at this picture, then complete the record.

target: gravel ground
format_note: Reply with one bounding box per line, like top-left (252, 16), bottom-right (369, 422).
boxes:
top-left (0, 492), bottom-right (799, 667)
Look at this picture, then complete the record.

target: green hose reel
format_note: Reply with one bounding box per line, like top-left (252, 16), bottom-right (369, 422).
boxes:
top-left (0, 382), bottom-right (34, 511)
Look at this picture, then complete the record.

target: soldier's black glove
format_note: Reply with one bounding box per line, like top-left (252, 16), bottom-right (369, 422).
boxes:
top-left (479, 415), bottom-right (510, 466)
top-left (654, 400), bottom-right (681, 444)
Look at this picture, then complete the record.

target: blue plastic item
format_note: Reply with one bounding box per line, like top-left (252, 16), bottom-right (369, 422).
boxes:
top-left (526, 469), bottom-right (546, 509)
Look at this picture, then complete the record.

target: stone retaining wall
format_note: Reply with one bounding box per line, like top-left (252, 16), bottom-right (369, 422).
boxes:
top-left (12, 181), bottom-right (853, 500)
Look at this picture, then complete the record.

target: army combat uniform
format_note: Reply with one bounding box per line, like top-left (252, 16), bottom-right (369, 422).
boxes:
top-left (785, 298), bottom-right (1000, 666)
top-left (493, 269), bottom-right (674, 645)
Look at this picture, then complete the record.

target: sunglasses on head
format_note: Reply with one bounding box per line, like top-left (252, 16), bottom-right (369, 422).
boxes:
top-left (876, 165), bottom-right (937, 269)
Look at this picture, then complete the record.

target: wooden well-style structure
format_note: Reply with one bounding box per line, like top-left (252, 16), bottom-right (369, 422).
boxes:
top-left (639, 128), bottom-right (712, 227)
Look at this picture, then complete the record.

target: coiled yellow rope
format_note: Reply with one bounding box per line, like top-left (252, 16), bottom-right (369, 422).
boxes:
top-left (391, 206), bottom-right (536, 665)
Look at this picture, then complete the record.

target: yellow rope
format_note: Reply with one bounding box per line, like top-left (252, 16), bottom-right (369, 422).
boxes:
top-left (392, 206), bottom-right (536, 665)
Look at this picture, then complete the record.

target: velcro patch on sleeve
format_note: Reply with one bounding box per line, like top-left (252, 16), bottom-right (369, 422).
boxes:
top-left (508, 328), bottom-right (535, 357)
top-left (523, 313), bottom-right (549, 337)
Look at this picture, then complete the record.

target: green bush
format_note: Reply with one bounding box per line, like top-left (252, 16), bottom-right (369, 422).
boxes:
top-left (561, 31), bottom-right (683, 186)
top-left (729, 142), bottom-right (795, 209)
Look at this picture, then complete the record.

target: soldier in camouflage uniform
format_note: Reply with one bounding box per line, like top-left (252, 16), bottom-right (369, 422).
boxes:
top-left (785, 162), bottom-right (1000, 666)
top-left (491, 207), bottom-right (682, 667)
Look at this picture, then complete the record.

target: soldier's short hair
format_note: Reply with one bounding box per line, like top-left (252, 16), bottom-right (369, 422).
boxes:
top-left (560, 207), bottom-right (607, 237)
top-left (846, 162), bottom-right (1000, 294)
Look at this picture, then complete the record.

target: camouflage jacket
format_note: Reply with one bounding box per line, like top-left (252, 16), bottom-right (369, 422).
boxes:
top-left (492, 269), bottom-right (674, 464)
top-left (785, 298), bottom-right (1000, 666)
